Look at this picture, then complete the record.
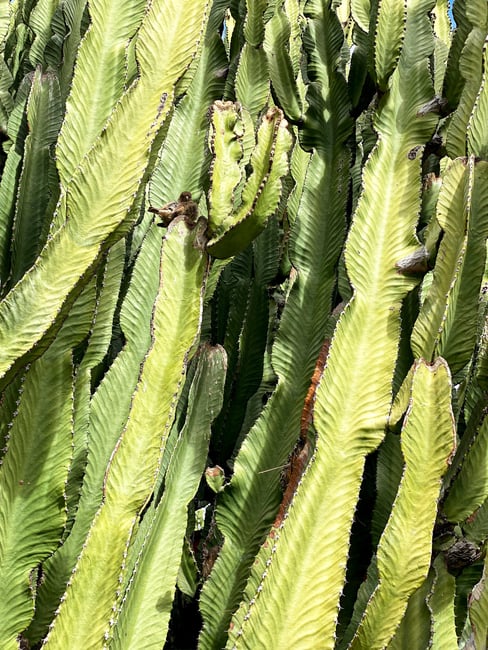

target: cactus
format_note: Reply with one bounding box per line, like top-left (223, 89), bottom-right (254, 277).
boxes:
top-left (0, 1), bottom-right (487, 648)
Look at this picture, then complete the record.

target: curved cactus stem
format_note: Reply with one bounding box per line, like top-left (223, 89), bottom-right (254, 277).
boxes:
top-left (428, 555), bottom-right (458, 649)
top-left (110, 344), bottom-right (226, 649)
top-left (348, 359), bottom-right (455, 650)
top-left (444, 415), bottom-right (488, 522)
top-left (42, 217), bottom-right (208, 648)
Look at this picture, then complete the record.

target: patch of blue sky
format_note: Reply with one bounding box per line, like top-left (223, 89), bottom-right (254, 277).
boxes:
top-left (448, 0), bottom-right (456, 28)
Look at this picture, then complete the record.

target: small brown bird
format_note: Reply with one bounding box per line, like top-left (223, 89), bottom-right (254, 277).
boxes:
top-left (148, 191), bottom-right (198, 227)
top-left (395, 246), bottom-right (430, 275)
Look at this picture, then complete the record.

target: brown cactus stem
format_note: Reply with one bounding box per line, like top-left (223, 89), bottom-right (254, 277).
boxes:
top-left (300, 337), bottom-right (330, 443)
top-left (273, 337), bottom-right (330, 528)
